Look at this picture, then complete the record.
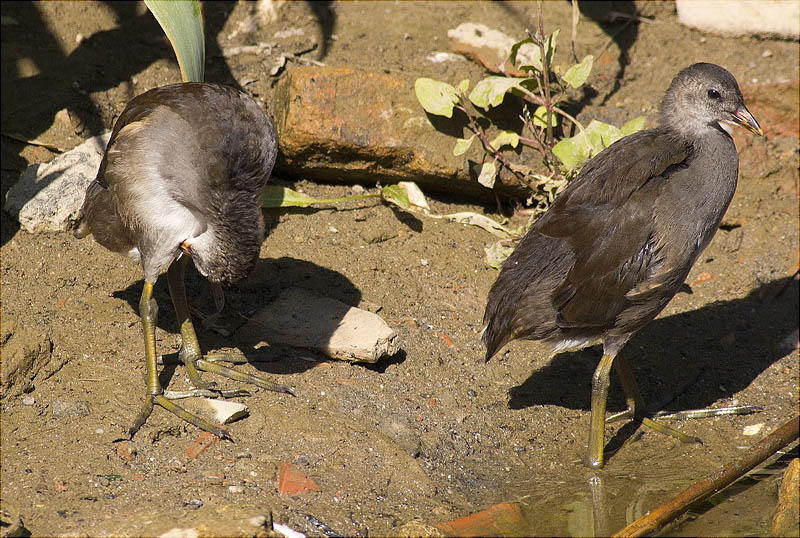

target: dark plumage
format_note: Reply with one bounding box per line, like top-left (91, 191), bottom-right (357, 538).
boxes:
top-left (75, 82), bottom-right (291, 439)
top-left (482, 63), bottom-right (763, 468)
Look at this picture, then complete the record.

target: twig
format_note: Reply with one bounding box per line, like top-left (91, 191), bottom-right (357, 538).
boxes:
top-left (1, 132), bottom-right (66, 153)
top-left (613, 415), bottom-right (799, 537)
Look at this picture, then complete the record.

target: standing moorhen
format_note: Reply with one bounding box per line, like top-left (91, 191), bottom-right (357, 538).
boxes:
top-left (75, 83), bottom-right (293, 439)
top-left (482, 63), bottom-right (763, 468)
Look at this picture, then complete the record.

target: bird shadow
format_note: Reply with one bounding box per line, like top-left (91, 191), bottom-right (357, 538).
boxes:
top-left (508, 276), bottom-right (799, 414)
top-left (112, 256), bottom-right (365, 377)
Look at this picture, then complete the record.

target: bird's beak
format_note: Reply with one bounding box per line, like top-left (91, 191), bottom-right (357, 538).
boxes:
top-left (180, 240), bottom-right (192, 255)
top-left (733, 105), bottom-right (763, 136)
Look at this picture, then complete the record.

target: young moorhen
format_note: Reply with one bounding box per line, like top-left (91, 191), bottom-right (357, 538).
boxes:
top-left (482, 63), bottom-right (763, 468)
top-left (75, 82), bottom-right (292, 439)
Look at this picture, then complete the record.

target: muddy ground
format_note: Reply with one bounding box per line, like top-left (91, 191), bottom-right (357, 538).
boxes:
top-left (1, 1), bottom-right (798, 536)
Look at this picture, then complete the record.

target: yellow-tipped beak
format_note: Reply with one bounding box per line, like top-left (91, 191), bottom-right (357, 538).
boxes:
top-left (734, 105), bottom-right (764, 136)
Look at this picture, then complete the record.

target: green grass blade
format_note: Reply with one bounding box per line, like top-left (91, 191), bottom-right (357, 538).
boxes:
top-left (145, 0), bottom-right (205, 83)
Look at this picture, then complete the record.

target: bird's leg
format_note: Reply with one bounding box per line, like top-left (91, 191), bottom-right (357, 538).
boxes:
top-left (587, 353), bottom-right (615, 469)
top-left (127, 280), bottom-right (230, 440)
top-left (610, 355), bottom-right (702, 445)
top-left (167, 255), bottom-right (294, 396)
top-left (167, 255), bottom-right (216, 391)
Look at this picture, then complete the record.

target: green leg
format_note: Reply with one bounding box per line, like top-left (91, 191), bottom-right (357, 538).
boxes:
top-left (128, 280), bottom-right (230, 440)
top-left (587, 353), bottom-right (615, 469)
top-left (167, 255), bottom-right (294, 396)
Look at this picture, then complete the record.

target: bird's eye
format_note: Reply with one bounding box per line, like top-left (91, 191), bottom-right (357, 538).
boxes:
top-left (707, 89), bottom-right (721, 100)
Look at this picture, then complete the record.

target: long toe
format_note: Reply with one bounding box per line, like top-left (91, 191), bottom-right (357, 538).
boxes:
top-left (196, 355), bottom-right (296, 395)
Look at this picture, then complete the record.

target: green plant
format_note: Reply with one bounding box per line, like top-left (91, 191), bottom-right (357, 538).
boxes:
top-left (144, 0), bottom-right (205, 83)
top-left (415, 5), bottom-right (643, 216)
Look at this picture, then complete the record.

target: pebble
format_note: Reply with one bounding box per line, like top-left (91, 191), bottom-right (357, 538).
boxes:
top-left (184, 499), bottom-right (203, 510)
top-left (52, 400), bottom-right (90, 418)
top-left (743, 423), bottom-right (764, 436)
top-left (228, 485), bottom-right (244, 494)
top-left (22, 396), bottom-right (35, 406)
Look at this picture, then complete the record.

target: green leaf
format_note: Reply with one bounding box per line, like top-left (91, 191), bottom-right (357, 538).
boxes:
top-left (453, 135), bottom-right (475, 156)
top-left (544, 29), bottom-right (559, 68)
top-left (260, 186), bottom-right (322, 208)
top-left (381, 184), bottom-right (410, 210)
top-left (457, 79), bottom-right (470, 95)
top-left (485, 240), bottom-right (515, 269)
top-left (620, 116), bottom-right (645, 136)
top-left (477, 161), bottom-right (497, 189)
top-left (552, 119), bottom-right (629, 171)
top-left (562, 55), bottom-right (593, 89)
top-left (532, 105), bottom-right (559, 128)
top-left (490, 131), bottom-right (519, 150)
top-left (415, 78), bottom-right (459, 118)
top-left (145, 0), bottom-right (205, 82)
top-left (443, 212), bottom-right (517, 238)
top-left (469, 76), bottom-right (527, 109)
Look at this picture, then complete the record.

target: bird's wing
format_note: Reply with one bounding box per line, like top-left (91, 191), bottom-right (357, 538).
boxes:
top-left (536, 129), bottom-right (691, 329)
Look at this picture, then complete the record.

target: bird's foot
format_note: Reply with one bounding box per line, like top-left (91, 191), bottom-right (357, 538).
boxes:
top-left (606, 407), bottom-right (702, 445)
top-left (195, 353), bottom-right (295, 396)
top-left (127, 393), bottom-right (231, 441)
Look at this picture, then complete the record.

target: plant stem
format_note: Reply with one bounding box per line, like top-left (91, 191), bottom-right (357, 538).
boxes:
top-left (537, 2), bottom-right (553, 143)
top-left (455, 102), bottom-right (521, 179)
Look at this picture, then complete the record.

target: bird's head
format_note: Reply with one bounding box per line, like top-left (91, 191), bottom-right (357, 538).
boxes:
top-left (181, 204), bottom-right (266, 287)
top-left (660, 62), bottom-right (763, 139)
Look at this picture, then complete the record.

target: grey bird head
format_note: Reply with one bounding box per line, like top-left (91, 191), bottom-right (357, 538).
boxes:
top-left (660, 62), bottom-right (763, 139)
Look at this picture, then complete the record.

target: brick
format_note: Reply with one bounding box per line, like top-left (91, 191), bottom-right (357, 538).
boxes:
top-left (273, 66), bottom-right (530, 199)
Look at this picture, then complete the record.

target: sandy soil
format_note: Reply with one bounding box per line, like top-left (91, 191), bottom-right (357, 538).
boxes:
top-left (1, 2), bottom-right (798, 536)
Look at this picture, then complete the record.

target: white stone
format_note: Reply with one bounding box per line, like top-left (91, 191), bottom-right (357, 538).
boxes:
top-left (4, 133), bottom-right (111, 232)
top-left (676, 0), bottom-right (799, 39)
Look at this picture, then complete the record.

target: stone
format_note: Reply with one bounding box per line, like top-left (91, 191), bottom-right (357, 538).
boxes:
top-left (240, 287), bottom-right (400, 363)
top-left (182, 398), bottom-right (249, 425)
top-left (52, 400), bottom-right (90, 418)
top-left (0, 329), bottom-right (52, 399)
top-left (676, 0), bottom-right (799, 39)
top-left (771, 458), bottom-right (799, 537)
top-left (4, 133), bottom-right (110, 233)
top-left (273, 66), bottom-right (530, 199)
top-left (447, 22), bottom-right (535, 76)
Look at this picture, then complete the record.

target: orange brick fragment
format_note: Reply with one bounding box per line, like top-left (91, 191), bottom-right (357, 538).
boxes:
top-left (437, 503), bottom-right (523, 536)
top-left (184, 431), bottom-right (219, 460)
top-left (278, 462), bottom-right (320, 495)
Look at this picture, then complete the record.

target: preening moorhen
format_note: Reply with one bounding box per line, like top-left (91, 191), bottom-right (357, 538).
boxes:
top-left (482, 63), bottom-right (763, 468)
top-left (75, 82), bottom-right (293, 439)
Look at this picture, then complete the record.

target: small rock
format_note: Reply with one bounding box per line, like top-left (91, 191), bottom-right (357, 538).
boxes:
top-left (396, 519), bottom-right (444, 537)
top-left (240, 287), bottom-right (400, 363)
top-left (742, 423), bottom-right (764, 436)
top-left (183, 398), bottom-right (249, 425)
top-left (52, 400), bottom-right (90, 418)
top-left (184, 499), bottom-right (203, 510)
top-left (159, 529), bottom-right (199, 538)
top-left (447, 22), bottom-right (536, 76)
top-left (21, 396), bottom-right (35, 406)
top-left (4, 133), bottom-right (111, 233)
top-left (247, 515), bottom-right (268, 528)
top-left (116, 441), bottom-right (136, 462)
top-left (228, 485), bottom-right (244, 494)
